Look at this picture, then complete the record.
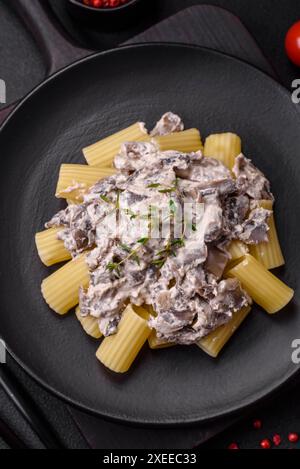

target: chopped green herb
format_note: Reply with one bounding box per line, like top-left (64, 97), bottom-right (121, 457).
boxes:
top-left (106, 262), bottom-right (121, 278)
top-left (171, 238), bottom-right (185, 248)
top-left (169, 199), bottom-right (176, 214)
top-left (100, 195), bottom-right (112, 204)
top-left (123, 208), bottom-right (137, 219)
top-left (152, 235), bottom-right (185, 270)
top-left (148, 179), bottom-right (180, 193)
top-left (173, 177), bottom-right (180, 188)
top-left (119, 243), bottom-right (131, 253)
top-left (151, 258), bottom-right (166, 268)
top-left (132, 254), bottom-right (141, 265)
top-left (147, 183), bottom-right (161, 188)
top-left (137, 237), bottom-right (149, 245)
top-left (158, 188), bottom-right (176, 193)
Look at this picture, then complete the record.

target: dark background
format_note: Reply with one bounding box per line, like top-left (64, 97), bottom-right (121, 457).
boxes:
top-left (0, 0), bottom-right (299, 450)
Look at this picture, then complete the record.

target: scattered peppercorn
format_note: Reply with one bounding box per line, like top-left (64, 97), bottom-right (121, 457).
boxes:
top-left (82, 0), bottom-right (130, 8)
top-left (253, 419), bottom-right (262, 429)
top-left (260, 438), bottom-right (271, 449)
top-left (288, 432), bottom-right (299, 443)
top-left (272, 434), bottom-right (281, 446)
top-left (228, 442), bottom-right (239, 450)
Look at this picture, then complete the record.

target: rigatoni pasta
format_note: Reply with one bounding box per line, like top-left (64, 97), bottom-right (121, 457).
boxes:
top-left (35, 227), bottom-right (71, 266)
top-left (36, 112), bottom-right (294, 373)
top-left (204, 132), bottom-right (241, 169)
top-left (226, 254), bottom-right (294, 314)
top-left (250, 200), bottom-right (285, 269)
top-left (96, 305), bottom-right (151, 373)
top-left (75, 307), bottom-right (102, 339)
top-left (154, 128), bottom-right (203, 153)
top-left (227, 240), bottom-right (249, 262)
top-left (56, 164), bottom-right (116, 201)
top-left (67, 198), bottom-right (81, 205)
top-left (41, 254), bottom-right (89, 315)
top-left (83, 122), bottom-right (148, 167)
top-left (148, 330), bottom-right (175, 349)
top-left (198, 305), bottom-right (251, 357)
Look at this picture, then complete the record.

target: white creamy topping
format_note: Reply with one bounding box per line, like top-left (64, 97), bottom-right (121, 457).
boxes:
top-left (45, 115), bottom-right (276, 343)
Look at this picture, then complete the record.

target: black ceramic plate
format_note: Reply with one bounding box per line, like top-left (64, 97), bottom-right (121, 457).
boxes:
top-left (0, 44), bottom-right (299, 425)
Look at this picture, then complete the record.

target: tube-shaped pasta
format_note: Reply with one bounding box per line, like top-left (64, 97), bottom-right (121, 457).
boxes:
top-left (41, 254), bottom-right (89, 315)
top-left (83, 122), bottom-right (148, 167)
top-left (226, 254), bottom-right (294, 314)
top-left (250, 200), bottom-right (285, 269)
top-left (35, 227), bottom-right (71, 267)
top-left (153, 128), bottom-right (203, 153)
top-left (227, 240), bottom-right (249, 261)
top-left (56, 164), bottom-right (116, 201)
top-left (148, 330), bottom-right (175, 349)
top-left (197, 305), bottom-right (251, 357)
top-left (67, 198), bottom-right (81, 205)
top-left (75, 307), bottom-right (102, 339)
top-left (204, 133), bottom-right (241, 169)
top-left (96, 304), bottom-right (151, 373)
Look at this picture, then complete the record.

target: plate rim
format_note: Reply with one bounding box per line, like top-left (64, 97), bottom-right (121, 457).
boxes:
top-left (1, 42), bottom-right (299, 426)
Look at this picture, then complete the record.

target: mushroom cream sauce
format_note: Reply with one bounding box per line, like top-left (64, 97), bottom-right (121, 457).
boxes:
top-left (46, 113), bottom-right (273, 344)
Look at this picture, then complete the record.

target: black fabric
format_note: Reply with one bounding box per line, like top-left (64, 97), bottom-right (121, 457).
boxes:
top-left (1, 0), bottom-right (300, 110)
top-left (0, 1), bottom-right (45, 108)
top-left (50, 0), bottom-right (300, 89)
top-left (0, 356), bottom-right (88, 449)
top-left (0, 0), bottom-right (299, 450)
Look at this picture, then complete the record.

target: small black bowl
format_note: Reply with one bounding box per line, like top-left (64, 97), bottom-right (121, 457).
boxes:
top-left (66, 0), bottom-right (146, 30)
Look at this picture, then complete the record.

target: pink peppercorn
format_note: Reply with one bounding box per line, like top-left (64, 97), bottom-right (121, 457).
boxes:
top-left (253, 419), bottom-right (262, 429)
top-left (260, 438), bottom-right (271, 449)
top-left (288, 433), bottom-right (299, 443)
top-left (82, 0), bottom-right (131, 7)
top-left (228, 442), bottom-right (239, 450)
top-left (272, 434), bottom-right (282, 446)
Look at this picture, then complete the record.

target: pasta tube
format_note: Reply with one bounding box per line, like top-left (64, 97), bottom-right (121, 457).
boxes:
top-left (153, 128), bottom-right (203, 153)
top-left (83, 122), bottom-right (148, 167)
top-left (250, 200), bottom-right (285, 269)
top-left (56, 164), bottom-right (115, 201)
top-left (226, 254), bottom-right (294, 314)
top-left (227, 240), bottom-right (249, 261)
top-left (96, 304), bottom-right (151, 373)
top-left (35, 227), bottom-right (71, 267)
top-left (41, 254), bottom-right (89, 315)
top-left (67, 199), bottom-right (81, 205)
top-left (75, 307), bottom-right (102, 339)
top-left (148, 330), bottom-right (175, 349)
top-left (204, 133), bottom-right (241, 169)
top-left (198, 305), bottom-right (251, 357)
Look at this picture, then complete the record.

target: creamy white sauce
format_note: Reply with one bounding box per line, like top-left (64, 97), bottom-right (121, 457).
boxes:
top-left (46, 115), bottom-right (274, 343)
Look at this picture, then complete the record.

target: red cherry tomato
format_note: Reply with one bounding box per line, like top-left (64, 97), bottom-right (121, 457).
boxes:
top-left (285, 21), bottom-right (300, 66)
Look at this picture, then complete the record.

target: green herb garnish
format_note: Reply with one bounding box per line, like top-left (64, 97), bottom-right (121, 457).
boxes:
top-left (100, 195), bottom-right (112, 204)
top-left (147, 183), bottom-right (161, 188)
